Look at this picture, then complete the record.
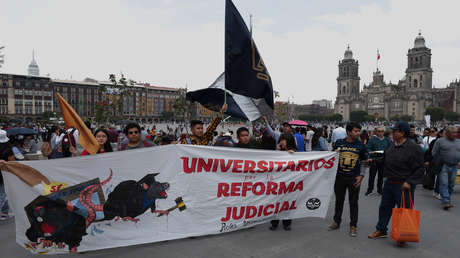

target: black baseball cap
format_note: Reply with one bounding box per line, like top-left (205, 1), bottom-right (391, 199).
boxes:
top-left (391, 121), bottom-right (410, 136)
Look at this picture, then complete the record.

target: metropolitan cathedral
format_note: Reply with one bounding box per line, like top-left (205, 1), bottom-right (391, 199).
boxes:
top-left (335, 32), bottom-right (460, 121)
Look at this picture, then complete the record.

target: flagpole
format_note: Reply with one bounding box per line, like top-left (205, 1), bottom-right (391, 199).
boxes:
top-left (376, 49), bottom-right (378, 71)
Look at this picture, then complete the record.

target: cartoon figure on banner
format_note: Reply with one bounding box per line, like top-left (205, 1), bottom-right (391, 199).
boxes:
top-left (1, 162), bottom-right (186, 253)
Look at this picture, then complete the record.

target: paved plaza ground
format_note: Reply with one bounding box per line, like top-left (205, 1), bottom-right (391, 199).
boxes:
top-left (1, 178), bottom-right (458, 258)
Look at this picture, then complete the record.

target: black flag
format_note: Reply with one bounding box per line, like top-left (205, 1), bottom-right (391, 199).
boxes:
top-left (225, 0), bottom-right (274, 115)
top-left (186, 73), bottom-right (258, 121)
top-left (186, 0), bottom-right (274, 121)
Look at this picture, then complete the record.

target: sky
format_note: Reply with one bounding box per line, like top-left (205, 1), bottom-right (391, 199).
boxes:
top-left (1, 0), bottom-right (460, 104)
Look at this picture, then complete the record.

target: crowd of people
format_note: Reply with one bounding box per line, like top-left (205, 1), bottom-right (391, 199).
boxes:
top-left (0, 106), bottom-right (459, 248)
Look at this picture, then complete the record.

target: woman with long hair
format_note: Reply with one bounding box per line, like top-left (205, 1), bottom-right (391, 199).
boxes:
top-left (312, 127), bottom-right (328, 151)
top-left (80, 129), bottom-right (113, 155)
top-left (360, 130), bottom-right (369, 145)
top-left (270, 133), bottom-right (296, 231)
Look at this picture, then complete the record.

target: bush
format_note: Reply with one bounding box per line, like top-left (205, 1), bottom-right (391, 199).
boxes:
top-left (444, 111), bottom-right (460, 121)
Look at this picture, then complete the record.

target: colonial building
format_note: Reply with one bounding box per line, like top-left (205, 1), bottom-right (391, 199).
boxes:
top-left (0, 73), bottom-right (183, 121)
top-left (335, 33), bottom-right (460, 121)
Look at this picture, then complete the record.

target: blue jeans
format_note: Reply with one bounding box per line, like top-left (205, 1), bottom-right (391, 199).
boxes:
top-left (439, 164), bottom-right (458, 204)
top-left (0, 183), bottom-right (9, 214)
top-left (376, 181), bottom-right (415, 234)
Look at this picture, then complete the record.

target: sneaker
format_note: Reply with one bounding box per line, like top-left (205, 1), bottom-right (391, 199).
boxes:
top-left (443, 203), bottom-right (453, 210)
top-left (0, 213), bottom-right (9, 221)
top-left (269, 225), bottom-right (277, 231)
top-left (350, 226), bottom-right (357, 237)
top-left (433, 192), bottom-right (441, 200)
top-left (365, 191), bottom-right (372, 196)
top-left (368, 230), bottom-right (388, 239)
top-left (328, 222), bottom-right (340, 231)
top-left (283, 225), bottom-right (291, 231)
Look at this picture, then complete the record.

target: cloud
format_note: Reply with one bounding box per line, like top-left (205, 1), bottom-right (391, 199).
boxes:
top-left (1, 0), bottom-right (459, 105)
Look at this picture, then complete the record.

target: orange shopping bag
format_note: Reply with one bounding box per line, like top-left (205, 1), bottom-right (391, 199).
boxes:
top-left (390, 191), bottom-right (420, 242)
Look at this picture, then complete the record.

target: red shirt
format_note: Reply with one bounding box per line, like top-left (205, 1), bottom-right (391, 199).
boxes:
top-left (80, 149), bottom-right (106, 156)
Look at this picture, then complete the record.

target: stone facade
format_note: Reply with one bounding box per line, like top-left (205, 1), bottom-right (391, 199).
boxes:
top-left (335, 33), bottom-right (460, 121)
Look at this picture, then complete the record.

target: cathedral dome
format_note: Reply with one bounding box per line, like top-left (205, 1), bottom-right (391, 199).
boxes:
top-left (344, 45), bottom-right (353, 60)
top-left (414, 32), bottom-right (426, 48)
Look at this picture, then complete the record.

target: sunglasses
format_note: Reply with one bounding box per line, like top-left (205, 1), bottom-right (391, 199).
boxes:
top-left (128, 131), bottom-right (139, 135)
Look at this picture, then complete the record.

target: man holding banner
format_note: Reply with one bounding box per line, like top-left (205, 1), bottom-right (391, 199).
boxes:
top-left (179, 104), bottom-right (227, 146)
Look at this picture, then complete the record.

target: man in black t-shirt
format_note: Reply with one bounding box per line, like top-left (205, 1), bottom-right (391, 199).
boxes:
top-left (328, 123), bottom-right (368, 237)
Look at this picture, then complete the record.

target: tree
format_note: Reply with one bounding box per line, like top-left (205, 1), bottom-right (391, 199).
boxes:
top-left (349, 111), bottom-right (368, 123)
top-left (328, 113), bottom-right (343, 121)
top-left (364, 114), bottom-right (375, 122)
top-left (425, 106), bottom-right (445, 122)
top-left (444, 111), bottom-right (460, 121)
top-left (172, 92), bottom-right (191, 122)
top-left (399, 115), bottom-right (414, 122)
top-left (274, 102), bottom-right (289, 122)
top-left (95, 100), bottom-right (110, 124)
top-left (161, 111), bottom-right (174, 121)
top-left (41, 111), bottom-right (55, 120)
top-left (298, 113), bottom-right (342, 122)
top-left (98, 74), bottom-right (135, 119)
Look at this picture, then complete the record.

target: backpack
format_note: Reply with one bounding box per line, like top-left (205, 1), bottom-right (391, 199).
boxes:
top-left (40, 142), bottom-right (53, 157)
top-left (61, 129), bottom-right (76, 157)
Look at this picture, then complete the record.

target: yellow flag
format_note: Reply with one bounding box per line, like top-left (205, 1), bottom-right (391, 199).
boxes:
top-left (56, 93), bottom-right (99, 154)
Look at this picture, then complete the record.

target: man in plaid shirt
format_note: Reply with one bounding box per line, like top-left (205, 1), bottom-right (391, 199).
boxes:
top-left (180, 104), bottom-right (227, 146)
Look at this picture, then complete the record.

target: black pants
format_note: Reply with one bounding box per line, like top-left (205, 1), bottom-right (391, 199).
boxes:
top-left (367, 162), bottom-right (384, 193)
top-left (271, 219), bottom-right (291, 228)
top-left (333, 175), bottom-right (360, 227)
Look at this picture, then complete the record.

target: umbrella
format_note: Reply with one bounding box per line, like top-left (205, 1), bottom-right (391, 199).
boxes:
top-left (6, 127), bottom-right (37, 136)
top-left (115, 120), bottom-right (136, 125)
top-left (9, 118), bottom-right (23, 124)
top-left (288, 120), bottom-right (308, 126)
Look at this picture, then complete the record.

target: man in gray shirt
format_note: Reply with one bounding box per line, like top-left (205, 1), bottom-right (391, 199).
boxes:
top-left (432, 127), bottom-right (460, 210)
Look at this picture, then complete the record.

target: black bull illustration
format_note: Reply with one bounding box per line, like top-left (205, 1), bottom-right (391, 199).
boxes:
top-left (0, 164), bottom-right (187, 253)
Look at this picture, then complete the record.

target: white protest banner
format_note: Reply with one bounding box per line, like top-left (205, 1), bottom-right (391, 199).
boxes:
top-left (424, 115), bottom-right (431, 128)
top-left (2, 145), bottom-right (338, 254)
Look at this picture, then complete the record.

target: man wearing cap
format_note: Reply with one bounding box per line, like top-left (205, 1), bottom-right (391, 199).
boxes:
top-left (263, 117), bottom-right (297, 149)
top-left (368, 121), bottom-right (424, 247)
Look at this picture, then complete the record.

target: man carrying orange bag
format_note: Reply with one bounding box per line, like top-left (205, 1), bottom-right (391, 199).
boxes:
top-left (368, 121), bottom-right (424, 247)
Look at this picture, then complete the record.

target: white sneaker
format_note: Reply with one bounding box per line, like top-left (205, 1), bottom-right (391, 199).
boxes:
top-left (0, 213), bottom-right (8, 221)
top-left (434, 193), bottom-right (441, 200)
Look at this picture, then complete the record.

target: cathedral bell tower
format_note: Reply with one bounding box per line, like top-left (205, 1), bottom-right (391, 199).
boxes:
top-left (335, 45), bottom-right (360, 120)
top-left (405, 32), bottom-right (432, 91)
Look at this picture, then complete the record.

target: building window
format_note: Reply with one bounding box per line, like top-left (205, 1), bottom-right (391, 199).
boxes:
top-left (413, 79), bottom-right (417, 88)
